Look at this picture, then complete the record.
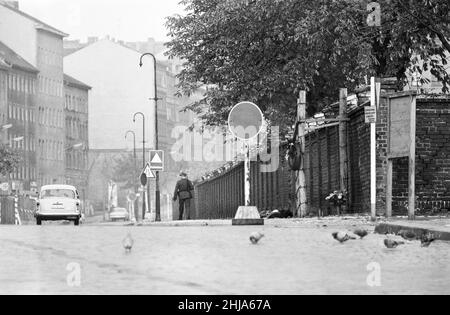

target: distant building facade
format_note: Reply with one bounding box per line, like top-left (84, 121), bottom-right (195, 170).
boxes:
top-left (0, 41), bottom-right (39, 194)
top-left (0, 1), bottom-right (68, 188)
top-left (63, 38), bottom-right (211, 217)
top-left (63, 73), bottom-right (90, 202)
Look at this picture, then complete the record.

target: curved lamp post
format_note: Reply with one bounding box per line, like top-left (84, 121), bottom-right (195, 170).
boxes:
top-left (139, 52), bottom-right (161, 222)
top-left (133, 112), bottom-right (148, 220)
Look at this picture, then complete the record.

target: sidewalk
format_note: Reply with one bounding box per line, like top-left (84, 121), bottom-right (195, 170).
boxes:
top-left (138, 215), bottom-right (450, 241)
top-left (139, 215), bottom-right (380, 229)
top-left (374, 216), bottom-right (450, 241)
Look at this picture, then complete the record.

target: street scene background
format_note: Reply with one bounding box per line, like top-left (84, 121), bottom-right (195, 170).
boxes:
top-left (0, 0), bottom-right (450, 295)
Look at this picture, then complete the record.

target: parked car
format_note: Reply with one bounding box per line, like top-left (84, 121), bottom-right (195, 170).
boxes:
top-left (110, 207), bottom-right (129, 222)
top-left (35, 185), bottom-right (82, 226)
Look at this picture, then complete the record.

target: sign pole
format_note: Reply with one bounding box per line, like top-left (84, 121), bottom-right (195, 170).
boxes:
top-left (244, 142), bottom-right (251, 206)
top-left (408, 95), bottom-right (417, 220)
top-left (228, 101), bottom-right (264, 226)
top-left (296, 91), bottom-right (308, 217)
top-left (370, 77), bottom-right (377, 221)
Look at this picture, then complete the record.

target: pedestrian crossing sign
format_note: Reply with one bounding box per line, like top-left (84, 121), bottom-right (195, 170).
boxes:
top-left (142, 163), bottom-right (155, 179)
top-left (149, 150), bottom-right (164, 171)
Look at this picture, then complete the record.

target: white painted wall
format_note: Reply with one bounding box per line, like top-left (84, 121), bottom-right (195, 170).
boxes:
top-left (0, 4), bottom-right (37, 66)
top-left (64, 39), bottom-right (155, 150)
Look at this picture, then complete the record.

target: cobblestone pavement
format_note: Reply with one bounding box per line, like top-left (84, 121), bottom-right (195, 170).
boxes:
top-left (0, 217), bottom-right (449, 295)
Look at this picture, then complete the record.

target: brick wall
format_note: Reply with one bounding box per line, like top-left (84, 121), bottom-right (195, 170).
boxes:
top-left (414, 99), bottom-right (450, 213)
top-left (376, 96), bottom-right (450, 215)
top-left (376, 96), bottom-right (389, 215)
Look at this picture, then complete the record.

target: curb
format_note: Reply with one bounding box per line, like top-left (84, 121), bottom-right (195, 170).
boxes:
top-left (375, 222), bottom-right (450, 241)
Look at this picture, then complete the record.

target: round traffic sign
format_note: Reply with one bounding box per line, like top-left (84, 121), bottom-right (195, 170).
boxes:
top-left (140, 173), bottom-right (147, 186)
top-left (228, 102), bottom-right (264, 140)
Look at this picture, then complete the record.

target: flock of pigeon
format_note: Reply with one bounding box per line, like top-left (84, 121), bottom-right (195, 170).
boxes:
top-left (331, 228), bottom-right (436, 248)
top-left (120, 226), bottom-right (437, 253)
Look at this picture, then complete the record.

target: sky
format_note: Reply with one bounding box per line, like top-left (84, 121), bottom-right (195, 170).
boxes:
top-left (18, 0), bottom-right (185, 42)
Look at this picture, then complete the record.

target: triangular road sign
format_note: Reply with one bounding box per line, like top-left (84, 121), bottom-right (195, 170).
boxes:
top-left (151, 153), bottom-right (162, 164)
top-left (142, 163), bottom-right (156, 179)
top-left (149, 150), bottom-right (164, 171)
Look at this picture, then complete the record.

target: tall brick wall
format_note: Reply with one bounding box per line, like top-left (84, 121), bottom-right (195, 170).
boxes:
top-left (376, 96), bottom-right (389, 215)
top-left (415, 99), bottom-right (450, 213)
top-left (376, 96), bottom-right (450, 215)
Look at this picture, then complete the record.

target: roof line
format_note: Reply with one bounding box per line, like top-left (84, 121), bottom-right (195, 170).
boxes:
top-left (0, 1), bottom-right (68, 37)
top-left (66, 38), bottom-right (170, 67)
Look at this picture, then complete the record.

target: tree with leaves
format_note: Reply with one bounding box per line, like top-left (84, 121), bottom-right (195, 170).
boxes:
top-left (166, 0), bottom-right (450, 133)
top-left (0, 145), bottom-right (21, 177)
top-left (111, 153), bottom-right (141, 190)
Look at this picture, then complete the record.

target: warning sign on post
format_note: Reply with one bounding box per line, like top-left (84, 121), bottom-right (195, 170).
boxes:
top-left (149, 150), bottom-right (164, 171)
top-left (365, 106), bottom-right (377, 124)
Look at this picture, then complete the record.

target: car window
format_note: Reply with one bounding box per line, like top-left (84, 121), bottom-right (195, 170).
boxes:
top-left (41, 189), bottom-right (75, 199)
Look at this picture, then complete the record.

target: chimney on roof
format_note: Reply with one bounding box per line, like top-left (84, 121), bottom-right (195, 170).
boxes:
top-left (5, 1), bottom-right (19, 9)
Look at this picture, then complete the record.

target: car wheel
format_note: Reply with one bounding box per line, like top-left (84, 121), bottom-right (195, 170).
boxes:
top-left (36, 218), bottom-right (42, 225)
top-left (74, 219), bottom-right (80, 226)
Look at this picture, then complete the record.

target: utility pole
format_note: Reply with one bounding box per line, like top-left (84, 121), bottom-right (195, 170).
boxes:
top-left (296, 91), bottom-right (308, 217)
top-left (133, 112), bottom-right (146, 221)
top-left (370, 78), bottom-right (377, 221)
top-left (339, 88), bottom-right (349, 215)
top-left (139, 53), bottom-right (161, 222)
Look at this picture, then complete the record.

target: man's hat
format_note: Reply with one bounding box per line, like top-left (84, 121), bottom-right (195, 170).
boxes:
top-left (179, 171), bottom-right (187, 177)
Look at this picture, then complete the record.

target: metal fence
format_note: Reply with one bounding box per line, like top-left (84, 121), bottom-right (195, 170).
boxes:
top-left (194, 160), bottom-right (295, 219)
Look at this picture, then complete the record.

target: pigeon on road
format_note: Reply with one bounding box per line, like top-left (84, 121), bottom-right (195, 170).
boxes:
top-left (332, 231), bottom-right (356, 243)
top-left (122, 233), bottom-right (134, 252)
top-left (353, 229), bottom-right (369, 239)
top-left (420, 232), bottom-right (436, 247)
top-left (384, 239), bottom-right (405, 249)
top-left (398, 230), bottom-right (416, 241)
top-left (250, 232), bottom-right (264, 244)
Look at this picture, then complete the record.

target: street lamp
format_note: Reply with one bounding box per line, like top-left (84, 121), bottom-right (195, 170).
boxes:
top-left (133, 112), bottom-right (148, 221)
top-left (139, 52), bottom-right (161, 222)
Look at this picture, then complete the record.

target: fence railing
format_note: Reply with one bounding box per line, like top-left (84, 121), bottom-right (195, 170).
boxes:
top-left (194, 160), bottom-right (295, 219)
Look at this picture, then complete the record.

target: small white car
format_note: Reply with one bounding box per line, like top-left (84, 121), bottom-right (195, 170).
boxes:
top-left (109, 207), bottom-right (129, 222)
top-left (35, 185), bottom-right (82, 226)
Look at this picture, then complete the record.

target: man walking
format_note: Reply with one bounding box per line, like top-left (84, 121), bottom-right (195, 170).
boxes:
top-left (173, 172), bottom-right (194, 220)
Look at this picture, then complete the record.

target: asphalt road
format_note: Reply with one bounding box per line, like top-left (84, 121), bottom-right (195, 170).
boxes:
top-left (0, 219), bottom-right (449, 294)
